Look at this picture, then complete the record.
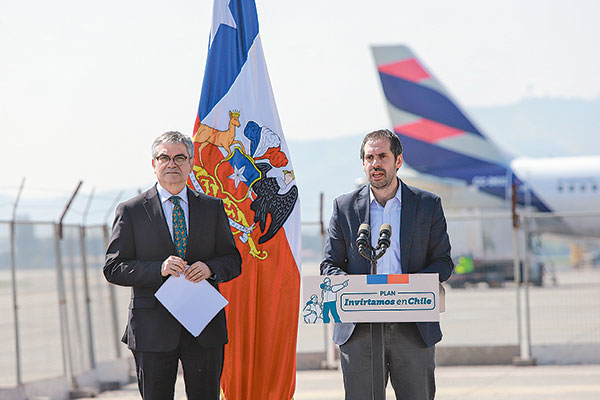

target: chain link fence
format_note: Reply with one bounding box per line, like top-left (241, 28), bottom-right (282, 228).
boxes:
top-left (1, 205), bottom-right (600, 392)
top-left (439, 211), bottom-right (600, 364)
top-left (0, 220), bottom-right (131, 390)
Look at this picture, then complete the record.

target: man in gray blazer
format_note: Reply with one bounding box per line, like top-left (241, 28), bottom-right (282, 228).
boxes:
top-left (104, 131), bottom-right (242, 400)
top-left (321, 129), bottom-right (453, 400)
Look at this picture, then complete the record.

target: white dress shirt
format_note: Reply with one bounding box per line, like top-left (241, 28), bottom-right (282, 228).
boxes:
top-left (156, 183), bottom-right (190, 240)
top-left (369, 182), bottom-right (402, 274)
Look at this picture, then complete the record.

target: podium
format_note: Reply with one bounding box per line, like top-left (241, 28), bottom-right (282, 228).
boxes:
top-left (303, 274), bottom-right (441, 399)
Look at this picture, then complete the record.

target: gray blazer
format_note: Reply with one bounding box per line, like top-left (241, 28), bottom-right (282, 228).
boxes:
top-left (320, 181), bottom-right (453, 347)
top-left (104, 185), bottom-right (242, 351)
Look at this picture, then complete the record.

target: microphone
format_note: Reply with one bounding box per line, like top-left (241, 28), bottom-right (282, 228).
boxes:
top-left (356, 223), bottom-right (370, 251)
top-left (377, 223), bottom-right (392, 250)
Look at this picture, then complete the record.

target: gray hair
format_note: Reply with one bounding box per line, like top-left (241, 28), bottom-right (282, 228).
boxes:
top-left (359, 129), bottom-right (403, 160)
top-left (151, 131), bottom-right (194, 159)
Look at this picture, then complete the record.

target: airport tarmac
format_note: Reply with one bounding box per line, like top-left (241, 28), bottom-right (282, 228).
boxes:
top-left (1, 266), bottom-right (600, 387)
top-left (80, 364), bottom-right (600, 400)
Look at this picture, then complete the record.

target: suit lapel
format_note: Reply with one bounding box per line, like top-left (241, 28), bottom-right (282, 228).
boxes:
top-left (354, 185), bottom-right (370, 227)
top-left (354, 185), bottom-right (371, 273)
top-left (143, 185), bottom-right (176, 255)
top-left (400, 181), bottom-right (416, 272)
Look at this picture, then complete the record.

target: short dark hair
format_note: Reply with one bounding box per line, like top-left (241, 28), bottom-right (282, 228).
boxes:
top-left (360, 129), bottom-right (403, 160)
top-left (152, 131), bottom-right (194, 159)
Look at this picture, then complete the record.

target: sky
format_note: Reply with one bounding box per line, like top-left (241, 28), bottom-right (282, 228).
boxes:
top-left (1, 0), bottom-right (599, 220)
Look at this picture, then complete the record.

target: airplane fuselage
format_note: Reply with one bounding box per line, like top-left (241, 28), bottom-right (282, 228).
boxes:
top-left (511, 156), bottom-right (600, 236)
top-left (511, 156), bottom-right (600, 213)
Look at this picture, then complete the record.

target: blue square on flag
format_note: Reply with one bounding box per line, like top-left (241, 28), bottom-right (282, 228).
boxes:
top-left (218, 147), bottom-right (262, 198)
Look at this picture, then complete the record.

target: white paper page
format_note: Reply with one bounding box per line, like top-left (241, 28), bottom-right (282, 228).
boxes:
top-left (155, 277), bottom-right (228, 336)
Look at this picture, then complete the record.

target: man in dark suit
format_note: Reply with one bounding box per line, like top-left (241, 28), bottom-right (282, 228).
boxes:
top-left (321, 129), bottom-right (453, 400)
top-left (104, 131), bottom-right (242, 400)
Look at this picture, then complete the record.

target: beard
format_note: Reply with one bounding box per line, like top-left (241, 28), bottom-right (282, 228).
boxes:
top-left (368, 168), bottom-right (395, 189)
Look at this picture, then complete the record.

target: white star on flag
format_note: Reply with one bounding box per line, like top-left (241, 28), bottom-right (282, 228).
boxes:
top-left (228, 165), bottom-right (248, 188)
top-left (209, 0), bottom-right (237, 48)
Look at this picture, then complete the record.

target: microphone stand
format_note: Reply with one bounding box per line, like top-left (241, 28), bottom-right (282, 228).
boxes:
top-left (357, 230), bottom-right (390, 400)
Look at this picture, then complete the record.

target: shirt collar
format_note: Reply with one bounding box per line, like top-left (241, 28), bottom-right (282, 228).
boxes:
top-left (156, 183), bottom-right (188, 205)
top-left (369, 179), bottom-right (402, 207)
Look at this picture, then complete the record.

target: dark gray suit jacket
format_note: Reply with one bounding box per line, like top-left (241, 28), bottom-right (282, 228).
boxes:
top-left (104, 185), bottom-right (242, 352)
top-left (320, 181), bottom-right (453, 347)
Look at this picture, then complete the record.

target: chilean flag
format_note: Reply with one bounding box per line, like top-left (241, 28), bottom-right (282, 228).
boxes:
top-left (188, 0), bottom-right (301, 398)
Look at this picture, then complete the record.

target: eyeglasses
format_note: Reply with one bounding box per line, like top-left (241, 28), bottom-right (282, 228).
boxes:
top-left (154, 154), bottom-right (190, 166)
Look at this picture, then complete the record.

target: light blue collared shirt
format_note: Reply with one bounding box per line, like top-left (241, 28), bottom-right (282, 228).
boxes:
top-left (156, 183), bottom-right (190, 240)
top-left (369, 182), bottom-right (402, 274)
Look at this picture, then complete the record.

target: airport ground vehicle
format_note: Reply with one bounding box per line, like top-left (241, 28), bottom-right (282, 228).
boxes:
top-left (445, 214), bottom-right (544, 288)
top-left (447, 255), bottom-right (543, 288)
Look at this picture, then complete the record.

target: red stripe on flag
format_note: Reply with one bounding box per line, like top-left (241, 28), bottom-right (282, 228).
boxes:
top-left (394, 119), bottom-right (464, 143)
top-left (387, 274), bottom-right (410, 284)
top-left (377, 58), bottom-right (430, 82)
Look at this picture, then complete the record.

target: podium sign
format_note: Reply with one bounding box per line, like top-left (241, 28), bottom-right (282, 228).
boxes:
top-left (302, 274), bottom-right (440, 323)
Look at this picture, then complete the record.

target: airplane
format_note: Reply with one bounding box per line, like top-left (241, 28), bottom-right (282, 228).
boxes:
top-left (371, 45), bottom-right (600, 238)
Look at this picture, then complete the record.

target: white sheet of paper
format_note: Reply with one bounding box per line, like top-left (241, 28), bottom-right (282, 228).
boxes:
top-left (155, 277), bottom-right (228, 336)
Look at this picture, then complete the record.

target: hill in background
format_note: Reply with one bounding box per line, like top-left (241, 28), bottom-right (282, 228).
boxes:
top-left (470, 95), bottom-right (600, 158)
top-left (1, 95), bottom-right (598, 225)
top-left (289, 95), bottom-right (600, 223)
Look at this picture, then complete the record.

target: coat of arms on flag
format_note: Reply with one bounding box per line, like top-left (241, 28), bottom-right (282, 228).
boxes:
top-left (189, 111), bottom-right (298, 258)
top-left (187, 1), bottom-right (301, 399)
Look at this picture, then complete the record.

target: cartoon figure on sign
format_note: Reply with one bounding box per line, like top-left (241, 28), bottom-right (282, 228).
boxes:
top-left (320, 277), bottom-right (349, 323)
top-left (302, 294), bottom-right (323, 324)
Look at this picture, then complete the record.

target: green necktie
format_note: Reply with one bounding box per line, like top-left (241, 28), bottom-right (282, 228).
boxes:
top-left (169, 196), bottom-right (187, 258)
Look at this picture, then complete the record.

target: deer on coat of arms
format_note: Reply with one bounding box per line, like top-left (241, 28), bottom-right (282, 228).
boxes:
top-left (193, 110), bottom-right (245, 166)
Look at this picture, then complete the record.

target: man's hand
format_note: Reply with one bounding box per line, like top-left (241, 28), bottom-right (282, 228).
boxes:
top-left (185, 261), bottom-right (213, 283)
top-left (161, 255), bottom-right (187, 277)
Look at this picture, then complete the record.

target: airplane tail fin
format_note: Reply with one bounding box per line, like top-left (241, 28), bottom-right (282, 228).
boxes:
top-left (371, 45), bottom-right (543, 207)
